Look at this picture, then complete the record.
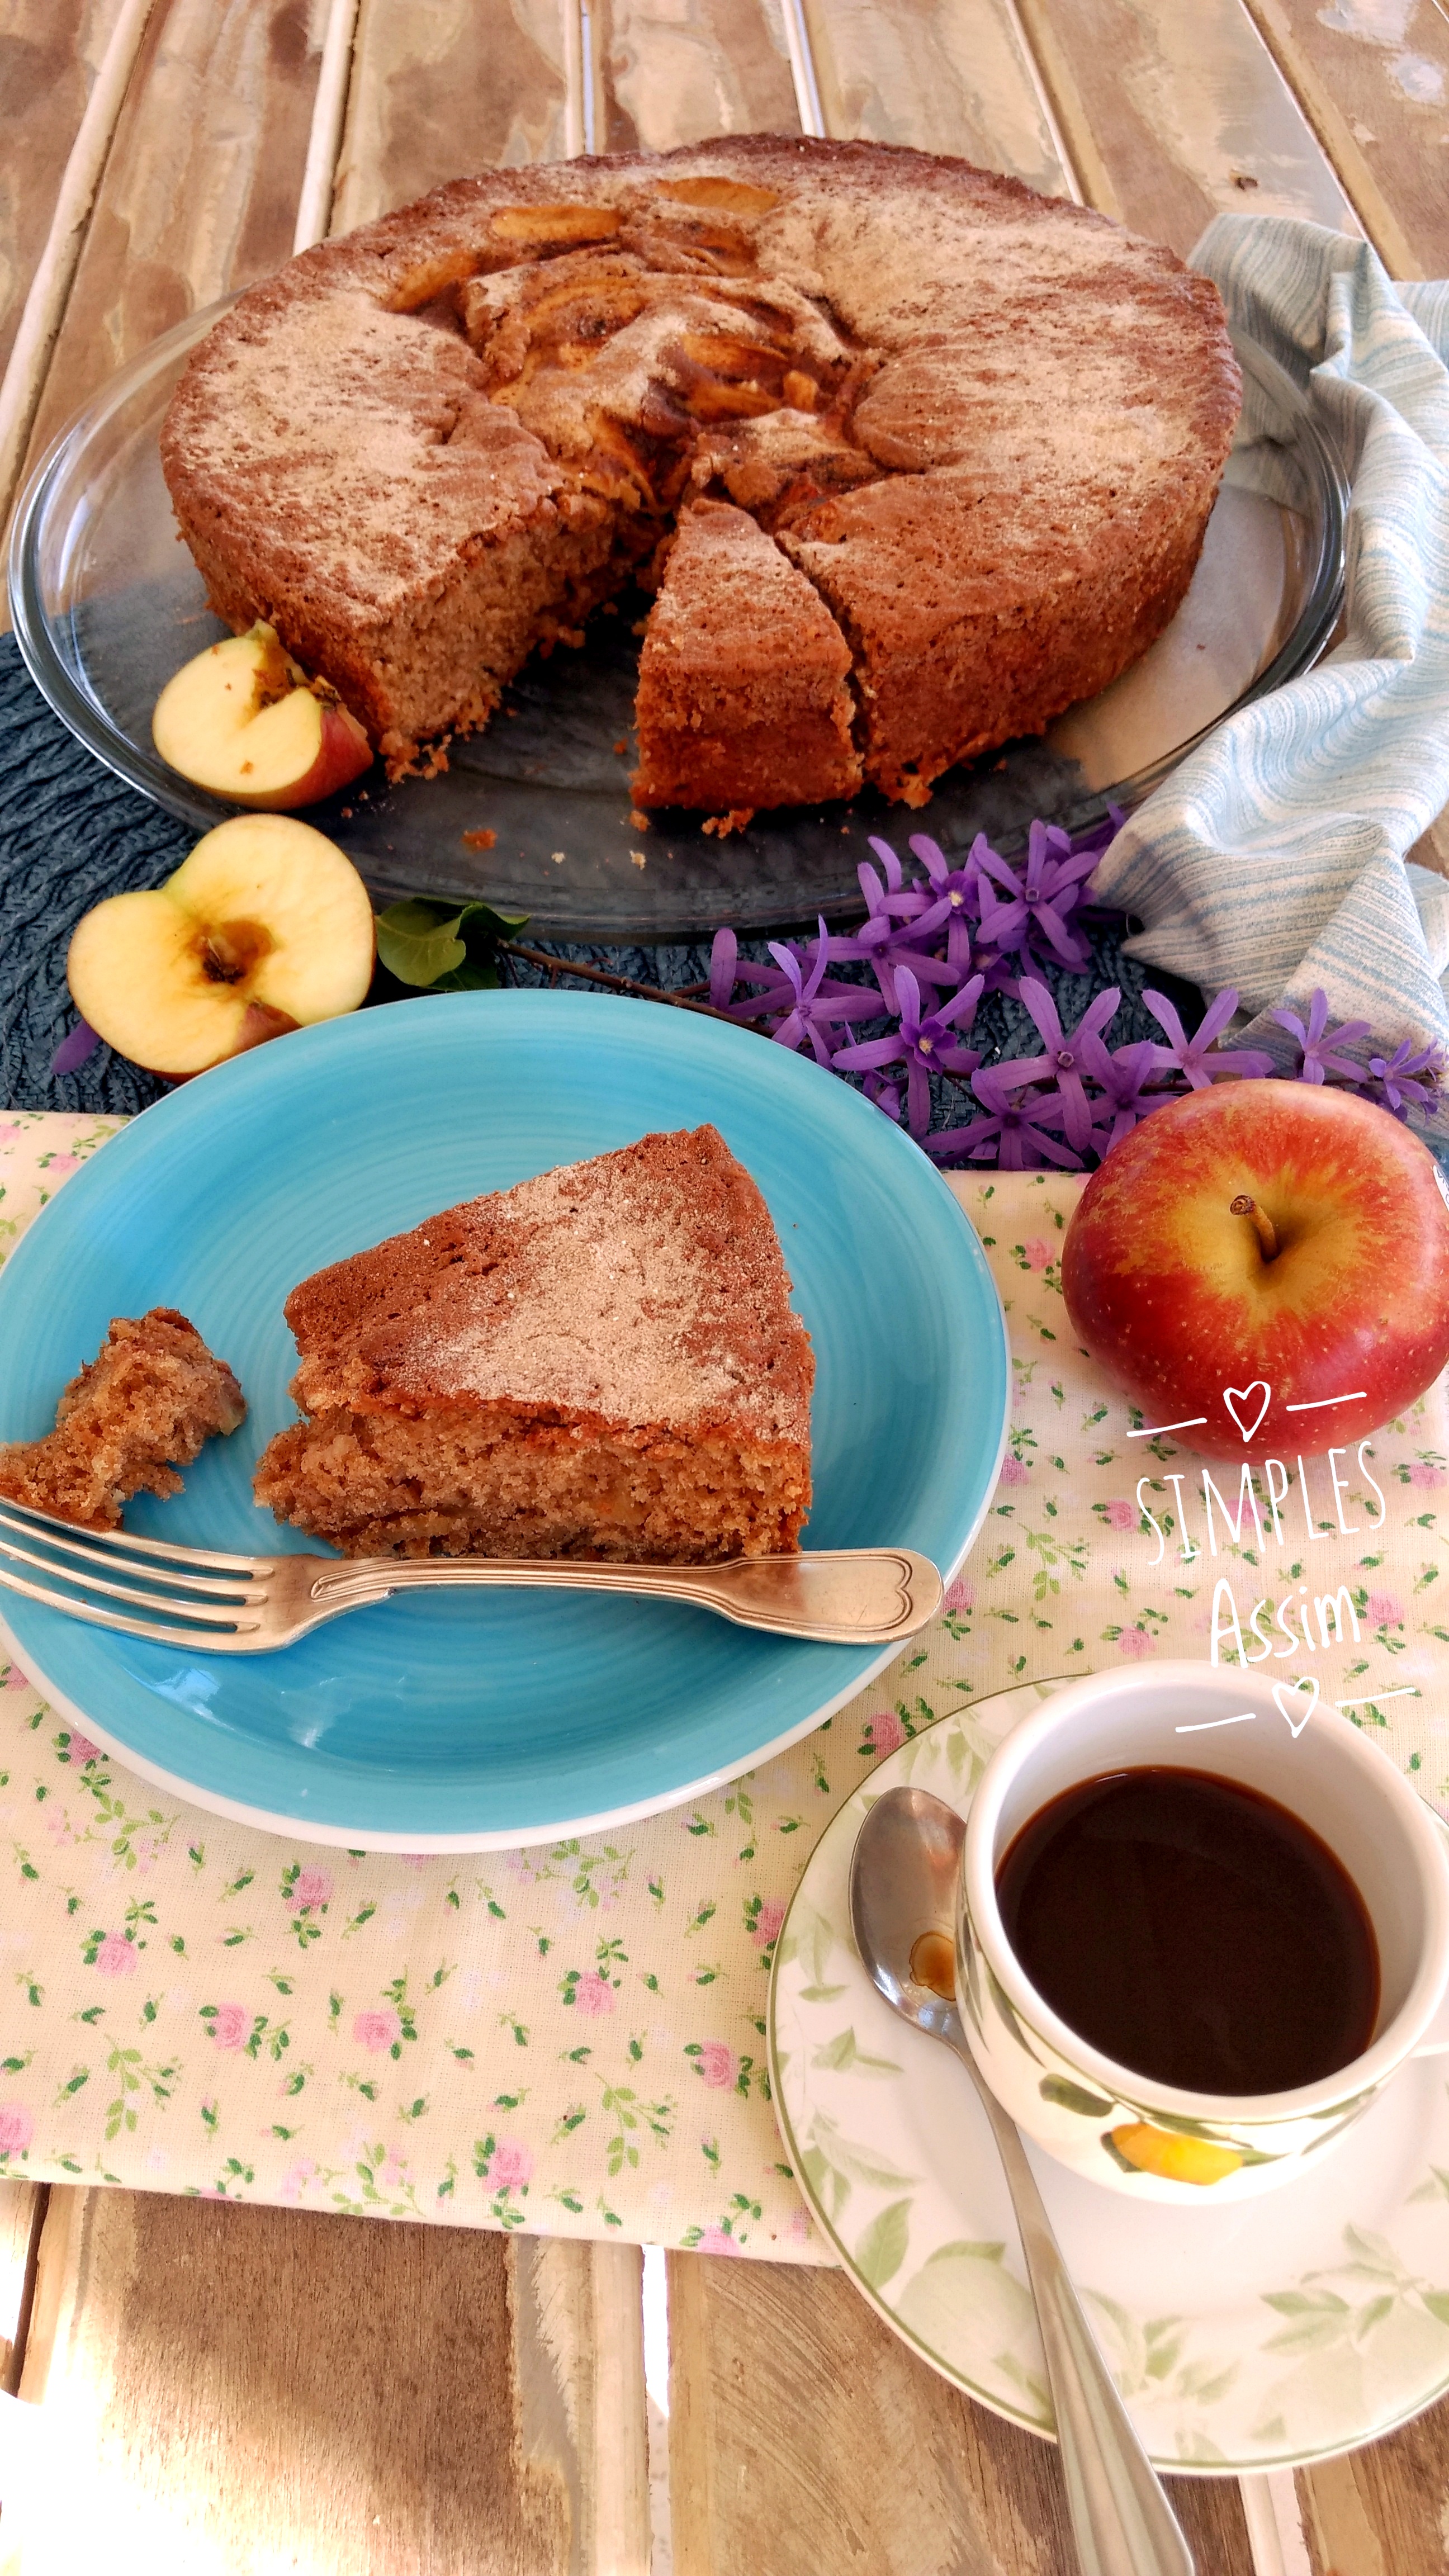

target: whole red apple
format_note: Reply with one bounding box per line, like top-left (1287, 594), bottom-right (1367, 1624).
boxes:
top-left (1061, 1080), bottom-right (1449, 1461)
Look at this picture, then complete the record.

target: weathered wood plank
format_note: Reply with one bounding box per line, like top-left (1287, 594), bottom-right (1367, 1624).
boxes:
top-left (18, 0), bottom-right (328, 484)
top-left (1240, 2470), bottom-right (1315, 2573)
top-left (0, 0), bottom-right (130, 383)
top-left (0, 2180), bottom-right (44, 2394)
top-left (1011, 0), bottom-right (1357, 255)
top-left (332, 0), bottom-right (798, 233)
top-left (293, 0), bottom-right (364, 251)
top-left (330, 0), bottom-right (570, 236)
top-left (0, 0), bottom-right (157, 527)
top-left (799, 0), bottom-right (1073, 196)
top-left (1410, 811), bottom-right (1449, 880)
top-left (1238, 0), bottom-right (1448, 280)
top-left (589, 0), bottom-right (799, 155)
top-left (666, 2249), bottom-right (1256, 2576)
top-left (1297, 2393), bottom-right (1449, 2576)
top-left (8, 2185), bottom-right (647, 2573)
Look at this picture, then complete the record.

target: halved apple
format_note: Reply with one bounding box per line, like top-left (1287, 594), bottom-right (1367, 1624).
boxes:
top-left (152, 623), bottom-right (373, 809)
top-left (67, 816), bottom-right (376, 1077)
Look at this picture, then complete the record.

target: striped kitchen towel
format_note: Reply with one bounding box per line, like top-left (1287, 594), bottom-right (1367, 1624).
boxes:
top-left (1092, 217), bottom-right (1449, 1093)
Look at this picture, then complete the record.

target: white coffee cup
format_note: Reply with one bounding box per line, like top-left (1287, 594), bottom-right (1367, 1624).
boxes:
top-left (955, 1660), bottom-right (1449, 2201)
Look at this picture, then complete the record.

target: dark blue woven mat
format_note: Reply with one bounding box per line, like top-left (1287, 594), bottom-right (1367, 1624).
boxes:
top-left (0, 632), bottom-right (1192, 1119)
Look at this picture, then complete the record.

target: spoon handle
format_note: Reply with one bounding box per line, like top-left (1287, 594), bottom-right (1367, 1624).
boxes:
top-left (949, 2028), bottom-right (1193, 2576)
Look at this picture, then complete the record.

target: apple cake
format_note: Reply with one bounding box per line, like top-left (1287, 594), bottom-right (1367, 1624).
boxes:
top-left (0, 1310), bottom-right (247, 1531)
top-left (252, 1125), bottom-right (813, 1560)
top-left (633, 499), bottom-right (861, 809)
top-left (160, 137), bottom-right (1240, 813)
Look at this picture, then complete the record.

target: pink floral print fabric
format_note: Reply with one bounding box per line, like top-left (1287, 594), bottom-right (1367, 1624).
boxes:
top-left (0, 1118), bottom-right (1443, 2255)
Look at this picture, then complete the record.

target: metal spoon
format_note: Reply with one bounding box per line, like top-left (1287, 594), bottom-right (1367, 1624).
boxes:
top-left (849, 1784), bottom-right (1193, 2576)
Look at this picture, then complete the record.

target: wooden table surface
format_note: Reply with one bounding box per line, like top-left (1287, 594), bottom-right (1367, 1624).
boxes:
top-left (2, 3), bottom-right (1448, 2566)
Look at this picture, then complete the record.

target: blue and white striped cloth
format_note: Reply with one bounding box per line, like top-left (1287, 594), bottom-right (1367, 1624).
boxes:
top-left (1092, 217), bottom-right (1449, 1096)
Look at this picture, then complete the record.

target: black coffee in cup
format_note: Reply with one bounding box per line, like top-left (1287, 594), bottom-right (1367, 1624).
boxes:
top-left (995, 1767), bottom-right (1380, 2096)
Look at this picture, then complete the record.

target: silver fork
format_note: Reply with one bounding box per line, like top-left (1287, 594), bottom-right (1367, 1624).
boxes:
top-left (0, 1497), bottom-right (943, 1652)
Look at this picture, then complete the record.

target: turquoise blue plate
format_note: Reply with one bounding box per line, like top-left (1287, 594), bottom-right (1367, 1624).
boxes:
top-left (0, 994), bottom-right (1007, 1848)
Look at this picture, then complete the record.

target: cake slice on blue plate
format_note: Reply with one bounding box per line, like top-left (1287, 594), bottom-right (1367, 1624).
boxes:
top-left (253, 1124), bottom-right (813, 1561)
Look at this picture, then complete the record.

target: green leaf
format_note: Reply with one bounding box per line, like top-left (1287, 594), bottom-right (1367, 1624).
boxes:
top-left (1261, 2290), bottom-right (1349, 2318)
top-left (375, 901), bottom-right (468, 988)
top-left (433, 956), bottom-right (500, 993)
top-left (377, 896), bottom-right (529, 991)
top-left (1420, 2290), bottom-right (1449, 2329)
top-left (809, 2027), bottom-right (905, 2076)
top-left (461, 899), bottom-right (528, 941)
top-left (1099, 2129), bottom-right (1142, 2176)
top-left (855, 2198), bottom-right (910, 2291)
top-left (1263, 2316), bottom-right (1355, 2355)
top-left (1039, 2075), bottom-right (1115, 2119)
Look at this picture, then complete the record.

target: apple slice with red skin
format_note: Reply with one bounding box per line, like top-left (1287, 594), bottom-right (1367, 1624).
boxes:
top-left (67, 815), bottom-right (376, 1078)
top-left (152, 622), bottom-right (372, 810)
top-left (1062, 1079), bottom-right (1449, 1461)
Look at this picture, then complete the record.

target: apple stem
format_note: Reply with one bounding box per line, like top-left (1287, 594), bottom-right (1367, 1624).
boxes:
top-left (1230, 1194), bottom-right (1280, 1262)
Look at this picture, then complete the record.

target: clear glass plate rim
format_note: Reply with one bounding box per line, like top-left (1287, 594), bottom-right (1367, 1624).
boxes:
top-left (7, 295), bottom-right (1350, 884)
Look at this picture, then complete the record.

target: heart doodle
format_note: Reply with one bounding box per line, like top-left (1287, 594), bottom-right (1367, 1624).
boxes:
top-left (1272, 1675), bottom-right (1319, 1737)
top-left (1223, 1382), bottom-right (1271, 1443)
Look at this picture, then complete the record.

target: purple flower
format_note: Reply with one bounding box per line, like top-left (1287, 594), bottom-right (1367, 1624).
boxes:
top-left (839, 849), bottom-right (962, 1009)
top-left (760, 933), bottom-right (879, 1064)
top-left (702, 811), bottom-right (1436, 1174)
top-left (863, 1068), bottom-right (903, 1124)
top-left (897, 832), bottom-right (989, 976)
top-left (991, 981), bottom-right (1121, 1150)
top-left (1077, 1036), bottom-right (1175, 1151)
top-left (1268, 989), bottom-right (1371, 1086)
top-left (865, 943), bottom-right (964, 1015)
top-left (851, 842), bottom-right (919, 959)
top-left (707, 922), bottom-right (879, 1064)
top-left (1365, 1039), bottom-right (1446, 1120)
top-left (974, 821), bottom-right (1100, 973)
top-left (834, 968), bottom-right (986, 1138)
top-left (707, 926), bottom-right (741, 1010)
top-left (927, 1066), bottom-right (1085, 1172)
top-left (50, 1019), bottom-right (101, 1077)
top-left (862, 839), bottom-right (915, 915)
top-left (1143, 987), bottom-right (1276, 1088)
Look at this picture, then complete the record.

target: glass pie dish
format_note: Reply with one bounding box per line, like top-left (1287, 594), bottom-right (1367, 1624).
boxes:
top-left (9, 305), bottom-right (1347, 940)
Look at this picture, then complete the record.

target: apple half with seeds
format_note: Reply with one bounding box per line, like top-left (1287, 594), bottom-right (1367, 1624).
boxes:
top-left (67, 816), bottom-right (376, 1077)
top-left (152, 622), bottom-right (372, 809)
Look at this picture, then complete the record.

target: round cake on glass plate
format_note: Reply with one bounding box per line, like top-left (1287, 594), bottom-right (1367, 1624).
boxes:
top-left (159, 135), bottom-right (1240, 820)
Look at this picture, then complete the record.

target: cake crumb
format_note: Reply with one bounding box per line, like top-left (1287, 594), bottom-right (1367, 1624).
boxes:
top-left (630, 850), bottom-right (647, 868)
top-left (0, 1311), bottom-right (246, 1531)
top-left (461, 827), bottom-right (497, 849)
top-left (551, 850), bottom-right (566, 864)
top-left (629, 810), bottom-right (651, 831)
top-left (702, 808), bottom-right (754, 837)
top-left (613, 739), bottom-right (629, 756)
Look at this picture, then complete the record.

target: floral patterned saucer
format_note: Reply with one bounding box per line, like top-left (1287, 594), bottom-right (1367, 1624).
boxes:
top-left (768, 1679), bottom-right (1449, 2471)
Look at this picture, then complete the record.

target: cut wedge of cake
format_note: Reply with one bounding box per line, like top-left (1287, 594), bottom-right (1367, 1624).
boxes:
top-left (252, 1126), bottom-right (813, 1561)
top-left (632, 501), bottom-right (862, 811)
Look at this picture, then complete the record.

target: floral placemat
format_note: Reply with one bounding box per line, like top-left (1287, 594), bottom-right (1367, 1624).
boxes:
top-left (0, 1111), bottom-right (1444, 2253)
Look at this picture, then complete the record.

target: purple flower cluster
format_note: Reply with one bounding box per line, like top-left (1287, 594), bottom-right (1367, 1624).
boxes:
top-left (707, 821), bottom-right (1447, 1169)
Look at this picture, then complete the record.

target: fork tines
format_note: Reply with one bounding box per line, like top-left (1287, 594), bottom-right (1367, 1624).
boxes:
top-left (0, 1497), bottom-right (266, 1646)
